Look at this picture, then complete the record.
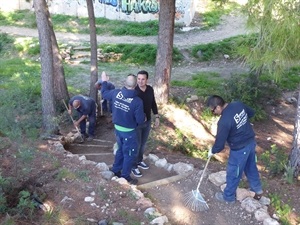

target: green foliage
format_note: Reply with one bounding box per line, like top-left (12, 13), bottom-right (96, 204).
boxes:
top-left (245, 0), bottom-right (300, 80)
top-left (14, 37), bottom-right (40, 56)
top-left (99, 44), bottom-right (183, 65)
top-left (269, 193), bottom-right (293, 225)
top-left (201, 1), bottom-right (241, 29)
top-left (16, 190), bottom-right (35, 218)
top-left (277, 67), bottom-right (300, 91)
top-left (171, 72), bottom-right (223, 96)
top-left (0, 58), bottom-right (42, 139)
top-left (220, 73), bottom-right (279, 121)
top-left (97, 186), bottom-right (108, 200)
top-left (191, 34), bottom-right (257, 61)
top-left (0, 10), bottom-right (158, 36)
top-left (75, 170), bottom-right (90, 182)
top-left (0, 10), bottom-right (36, 28)
top-left (116, 209), bottom-right (140, 225)
top-left (171, 129), bottom-right (207, 159)
top-left (56, 168), bottom-right (76, 181)
top-left (111, 20), bottom-right (159, 36)
top-left (260, 144), bottom-right (288, 176)
top-left (283, 165), bottom-right (294, 184)
top-left (0, 33), bottom-right (14, 53)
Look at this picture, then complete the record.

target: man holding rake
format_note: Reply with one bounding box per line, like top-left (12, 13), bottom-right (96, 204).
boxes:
top-left (207, 95), bottom-right (263, 203)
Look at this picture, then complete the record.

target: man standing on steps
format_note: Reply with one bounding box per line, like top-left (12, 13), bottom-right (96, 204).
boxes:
top-left (101, 71), bottom-right (145, 185)
top-left (95, 79), bottom-right (115, 114)
top-left (207, 95), bottom-right (263, 203)
top-left (131, 70), bottom-right (160, 178)
top-left (68, 95), bottom-right (96, 142)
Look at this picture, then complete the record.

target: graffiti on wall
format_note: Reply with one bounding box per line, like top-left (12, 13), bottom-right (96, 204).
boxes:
top-left (98, 0), bottom-right (159, 15)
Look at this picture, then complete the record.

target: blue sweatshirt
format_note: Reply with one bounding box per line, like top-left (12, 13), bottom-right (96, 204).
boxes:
top-left (212, 101), bottom-right (255, 153)
top-left (69, 95), bottom-right (95, 116)
top-left (101, 81), bottom-right (145, 129)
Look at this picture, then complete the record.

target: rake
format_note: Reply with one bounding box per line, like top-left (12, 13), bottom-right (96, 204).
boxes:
top-left (183, 156), bottom-right (211, 212)
top-left (62, 99), bottom-right (84, 143)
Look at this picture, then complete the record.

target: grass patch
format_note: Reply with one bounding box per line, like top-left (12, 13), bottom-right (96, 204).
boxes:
top-left (99, 43), bottom-right (183, 65)
top-left (191, 34), bottom-right (258, 61)
top-left (171, 72), bottom-right (223, 96)
top-left (0, 10), bottom-right (159, 36)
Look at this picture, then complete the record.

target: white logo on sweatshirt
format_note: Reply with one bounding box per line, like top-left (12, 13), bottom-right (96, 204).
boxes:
top-left (234, 109), bottom-right (248, 129)
top-left (116, 91), bottom-right (133, 103)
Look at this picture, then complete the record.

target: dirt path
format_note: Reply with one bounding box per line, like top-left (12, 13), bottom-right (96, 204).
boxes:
top-left (0, 14), bottom-right (249, 48)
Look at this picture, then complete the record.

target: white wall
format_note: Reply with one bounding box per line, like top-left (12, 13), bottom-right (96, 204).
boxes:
top-left (0, 0), bottom-right (196, 26)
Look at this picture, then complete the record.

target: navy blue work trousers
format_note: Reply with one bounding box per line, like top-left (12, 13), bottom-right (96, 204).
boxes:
top-left (112, 129), bottom-right (138, 181)
top-left (224, 140), bottom-right (263, 202)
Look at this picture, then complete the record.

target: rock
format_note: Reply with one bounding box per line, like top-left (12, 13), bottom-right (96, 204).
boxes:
top-left (148, 154), bottom-right (160, 163)
top-left (236, 188), bottom-right (254, 201)
top-left (241, 197), bottom-right (262, 213)
top-left (150, 215), bottom-right (169, 224)
top-left (136, 197), bottom-right (153, 208)
top-left (155, 158), bottom-right (168, 168)
top-left (173, 162), bottom-right (194, 174)
top-left (100, 171), bottom-right (114, 180)
top-left (208, 171), bottom-right (227, 186)
top-left (255, 208), bottom-right (270, 221)
top-left (263, 218), bottom-right (280, 225)
top-left (98, 219), bottom-right (108, 225)
top-left (78, 155), bottom-right (86, 161)
top-left (84, 196), bottom-right (94, 202)
top-left (96, 162), bottom-right (109, 171)
top-left (258, 196), bottom-right (271, 206)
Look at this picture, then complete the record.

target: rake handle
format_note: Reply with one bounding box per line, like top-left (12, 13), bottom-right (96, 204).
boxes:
top-left (196, 156), bottom-right (211, 191)
top-left (62, 99), bottom-right (82, 135)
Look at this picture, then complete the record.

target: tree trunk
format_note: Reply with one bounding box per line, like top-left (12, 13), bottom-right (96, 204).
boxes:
top-left (154, 0), bottom-right (175, 104)
top-left (86, 0), bottom-right (98, 102)
top-left (34, 0), bottom-right (58, 135)
top-left (289, 90), bottom-right (300, 177)
top-left (43, 2), bottom-right (69, 106)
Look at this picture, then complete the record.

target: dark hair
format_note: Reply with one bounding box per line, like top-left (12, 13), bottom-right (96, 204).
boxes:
top-left (137, 70), bottom-right (149, 79)
top-left (206, 95), bottom-right (225, 108)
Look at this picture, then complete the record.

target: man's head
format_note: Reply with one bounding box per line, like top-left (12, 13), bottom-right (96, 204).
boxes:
top-left (137, 70), bottom-right (148, 88)
top-left (206, 95), bottom-right (225, 115)
top-left (95, 80), bottom-right (102, 90)
top-left (125, 74), bottom-right (137, 89)
top-left (72, 100), bottom-right (81, 109)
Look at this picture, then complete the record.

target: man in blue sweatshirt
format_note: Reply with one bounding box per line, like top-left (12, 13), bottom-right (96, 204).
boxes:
top-left (68, 95), bottom-right (96, 141)
top-left (101, 71), bottom-right (145, 185)
top-left (207, 95), bottom-right (263, 203)
top-left (95, 79), bottom-right (115, 113)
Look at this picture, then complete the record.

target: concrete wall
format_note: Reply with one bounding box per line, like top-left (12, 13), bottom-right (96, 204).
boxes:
top-left (0, 0), bottom-right (196, 26)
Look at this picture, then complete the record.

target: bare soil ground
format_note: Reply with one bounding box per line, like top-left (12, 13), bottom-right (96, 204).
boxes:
top-left (0, 12), bottom-right (300, 225)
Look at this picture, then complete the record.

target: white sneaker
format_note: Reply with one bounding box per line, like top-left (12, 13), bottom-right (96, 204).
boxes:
top-left (138, 161), bottom-right (149, 170)
top-left (131, 168), bottom-right (142, 177)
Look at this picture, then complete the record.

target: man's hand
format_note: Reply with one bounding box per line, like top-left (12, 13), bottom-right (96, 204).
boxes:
top-left (101, 71), bottom-right (109, 82)
top-left (208, 148), bottom-right (214, 158)
top-left (74, 120), bottom-right (80, 127)
top-left (154, 117), bottom-right (160, 128)
top-left (68, 109), bottom-right (72, 115)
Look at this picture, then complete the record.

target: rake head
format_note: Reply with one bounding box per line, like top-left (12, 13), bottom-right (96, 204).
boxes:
top-left (183, 189), bottom-right (209, 212)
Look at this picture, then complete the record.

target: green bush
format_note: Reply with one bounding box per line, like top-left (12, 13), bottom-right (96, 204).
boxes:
top-left (260, 144), bottom-right (288, 176)
top-left (191, 34), bottom-right (258, 61)
top-left (99, 44), bottom-right (183, 65)
top-left (0, 33), bottom-right (14, 53)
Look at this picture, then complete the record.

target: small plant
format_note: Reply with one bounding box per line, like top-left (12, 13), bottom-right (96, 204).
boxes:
top-left (97, 186), bottom-right (108, 200)
top-left (269, 193), bottom-right (293, 225)
top-left (16, 190), bottom-right (36, 218)
top-left (56, 168), bottom-right (76, 181)
top-left (283, 165), bottom-right (294, 184)
top-left (75, 170), bottom-right (90, 182)
top-left (260, 144), bottom-right (288, 176)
